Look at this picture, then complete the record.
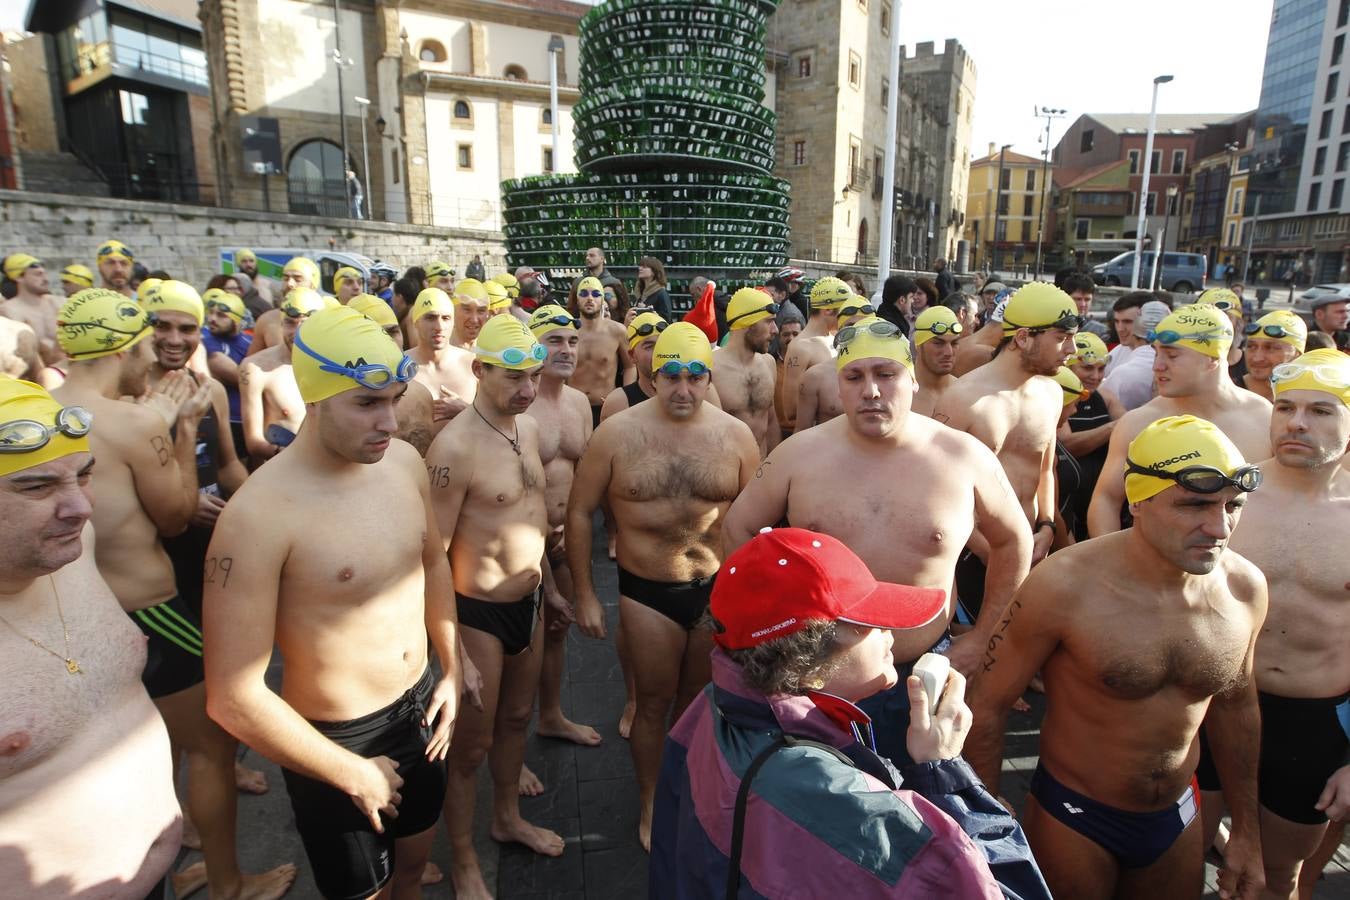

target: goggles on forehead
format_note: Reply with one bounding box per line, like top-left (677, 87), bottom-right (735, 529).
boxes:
top-left (656, 359), bottom-right (710, 377)
top-left (1125, 460), bottom-right (1262, 495)
top-left (97, 244), bottom-right (132, 258)
top-left (728, 302), bottom-right (780, 325)
top-left (293, 332), bottom-right (418, 390)
top-left (282, 305), bottom-right (317, 320)
top-left (1270, 359), bottom-right (1350, 389)
top-left (1004, 313), bottom-right (1085, 333)
top-left (478, 343), bottom-right (548, 367)
top-left (1147, 328), bottom-right (1228, 346)
top-left (630, 320), bottom-right (669, 339)
top-left (835, 319), bottom-right (902, 349)
top-left (535, 314), bottom-right (580, 331)
top-left (917, 321), bottom-right (963, 337)
top-left (0, 406), bottom-right (94, 453)
top-left (1244, 323), bottom-right (1298, 339)
top-left (837, 302), bottom-right (875, 319)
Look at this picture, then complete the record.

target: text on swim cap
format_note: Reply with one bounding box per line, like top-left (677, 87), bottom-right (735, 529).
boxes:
top-left (1152, 451), bottom-right (1202, 467)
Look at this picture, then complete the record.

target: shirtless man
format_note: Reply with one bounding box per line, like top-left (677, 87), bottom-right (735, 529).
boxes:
top-left (427, 260), bottom-right (455, 293)
top-left (447, 279), bottom-right (490, 351)
top-left (0, 378), bottom-right (181, 900)
top-left (936, 283), bottom-right (1079, 616)
top-left (1089, 305), bottom-right (1273, 536)
top-left (722, 315), bottom-right (1031, 763)
top-left (793, 295), bottom-right (873, 433)
top-left (59, 262), bottom-right (94, 298)
top-left (234, 249), bottom-right (271, 307)
top-left (968, 415), bottom-right (1267, 900)
top-left (239, 288), bottom-right (331, 461)
top-left (247, 258), bottom-right (321, 357)
top-left (568, 322), bottom-right (760, 849)
top-left (712, 288), bottom-right (779, 454)
top-left (952, 285), bottom-right (1008, 376)
top-left (569, 276), bottom-right (634, 429)
top-left (600, 312), bottom-right (724, 418)
top-left (484, 280), bottom-right (512, 319)
top-left (349, 294), bottom-right (437, 455)
top-left (910, 304), bottom-right (964, 418)
top-left (779, 276), bottom-right (850, 427)
top-left (425, 315), bottom-right (566, 899)
top-left (1236, 310), bottom-right (1305, 401)
top-left (51, 289), bottom-right (295, 900)
top-left (333, 266), bottom-right (364, 305)
top-left (96, 239), bottom-right (136, 298)
top-left (406, 288), bottom-right (478, 434)
top-left (525, 305), bottom-right (602, 750)
top-left (1, 254), bottom-right (62, 365)
top-left (1197, 349), bottom-right (1350, 899)
top-left (205, 306), bottom-right (461, 900)
top-left (0, 316), bottom-right (40, 380)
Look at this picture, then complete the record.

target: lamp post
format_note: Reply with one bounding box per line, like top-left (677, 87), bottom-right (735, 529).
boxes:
top-left (990, 143), bottom-right (1011, 274)
top-left (1153, 183), bottom-right (1179, 290)
top-left (1131, 74), bottom-right (1173, 288)
top-left (1033, 106), bottom-right (1065, 280)
top-left (547, 36), bottom-right (565, 172)
top-left (353, 96), bottom-right (373, 219)
top-left (332, 0), bottom-right (352, 216)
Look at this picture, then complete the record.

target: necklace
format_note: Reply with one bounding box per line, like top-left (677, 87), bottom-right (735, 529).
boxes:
top-left (472, 402), bottom-right (520, 455)
top-left (0, 577), bottom-right (82, 674)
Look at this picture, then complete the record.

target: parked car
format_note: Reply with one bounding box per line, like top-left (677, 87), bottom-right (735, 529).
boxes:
top-left (219, 248), bottom-right (373, 296)
top-left (1293, 283), bottom-right (1350, 314)
top-left (1090, 251), bottom-right (1208, 293)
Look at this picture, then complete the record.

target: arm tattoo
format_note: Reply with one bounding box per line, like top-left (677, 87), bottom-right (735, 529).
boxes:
top-left (982, 597), bottom-right (1023, 674)
top-left (755, 460), bottom-right (771, 479)
top-left (204, 556), bottom-right (233, 589)
top-left (427, 464), bottom-right (450, 489)
top-left (150, 435), bottom-right (170, 465)
top-left (932, 413), bottom-right (950, 425)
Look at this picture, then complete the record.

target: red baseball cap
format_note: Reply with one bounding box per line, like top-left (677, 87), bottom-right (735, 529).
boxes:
top-left (711, 528), bottom-right (946, 650)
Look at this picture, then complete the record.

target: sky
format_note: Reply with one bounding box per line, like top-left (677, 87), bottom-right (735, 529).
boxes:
top-left (0, 0), bottom-right (1276, 158)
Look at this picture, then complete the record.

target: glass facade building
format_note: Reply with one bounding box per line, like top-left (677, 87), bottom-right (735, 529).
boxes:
top-left (1248, 0), bottom-right (1325, 215)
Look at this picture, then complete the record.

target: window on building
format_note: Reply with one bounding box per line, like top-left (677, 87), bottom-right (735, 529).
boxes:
top-left (1316, 145), bottom-right (1328, 176)
top-left (793, 140), bottom-right (806, 166)
top-left (1025, 169), bottom-right (1036, 190)
top-left (1226, 222), bottom-right (1236, 246)
top-left (1330, 72), bottom-right (1341, 104)
top-left (881, 78), bottom-right (889, 109)
top-left (1080, 129), bottom-right (1094, 153)
top-left (1337, 34), bottom-right (1346, 67)
top-left (1321, 108), bottom-right (1334, 140)
top-left (1150, 150), bottom-right (1161, 174)
top-left (1023, 195), bottom-right (1034, 216)
top-left (453, 100), bottom-right (471, 120)
top-left (880, 3), bottom-right (891, 35)
top-left (1171, 149), bottom-right (1185, 174)
top-left (420, 40), bottom-right (446, 63)
top-left (391, 148), bottom-right (399, 184)
top-left (503, 64), bottom-right (527, 80)
top-left (1343, 106), bottom-right (1350, 134)
top-left (542, 108), bottom-right (553, 126)
top-left (1075, 219), bottom-right (1090, 240)
top-left (1333, 178), bottom-right (1345, 208)
top-left (287, 139), bottom-right (348, 217)
top-left (1341, 0), bottom-right (1349, 28)
top-left (1232, 187), bottom-right (1244, 214)
top-left (106, 9), bottom-right (207, 86)
top-left (1340, 142), bottom-right (1350, 172)
top-left (1128, 149), bottom-right (1140, 174)
top-left (1310, 181), bottom-right (1322, 211)
top-left (1146, 192), bottom-right (1157, 214)
top-left (997, 195), bottom-right (1009, 215)
top-left (797, 54), bottom-right (812, 78)
top-left (999, 168), bottom-right (1011, 189)
top-left (995, 220), bottom-right (1007, 241)
top-left (848, 52), bottom-right (861, 89)
top-left (543, 148), bottom-right (554, 173)
top-left (457, 144), bottom-right (473, 169)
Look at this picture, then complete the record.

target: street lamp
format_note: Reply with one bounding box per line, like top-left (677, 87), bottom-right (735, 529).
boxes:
top-left (547, 36), bottom-right (565, 172)
top-left (1131, 74), bottom-right (1173, 288)
top-left (1033, 106), bottom-right (1065, 280)
top-left (354, 96), bottom-right (373, 219)
top-left (1153, 183), bottom-right (1179, 289)
top-left (990, 143), bottom-right (1011, 274)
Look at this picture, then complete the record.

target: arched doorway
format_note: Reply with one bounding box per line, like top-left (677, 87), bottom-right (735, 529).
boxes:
top-left (287, 139), bottom-right (350, 217)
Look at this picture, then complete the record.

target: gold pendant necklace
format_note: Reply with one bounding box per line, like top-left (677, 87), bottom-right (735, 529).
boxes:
top-left (0, 576), bottom-right (81, 674)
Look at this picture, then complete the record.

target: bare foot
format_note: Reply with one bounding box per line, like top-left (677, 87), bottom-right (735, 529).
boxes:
top-left (518, 763), bottom-right (544, 797)
top-left (235, 760), bottom-right (269, 795)
top-left (618, 700), bottom-right (636, 740)
top-left (237, 865), bottom-right (299, 900)
top-left (450, 861), bottom-right (495, 900)
top-left (421, 862), bottom-right (444, 886)
top-left (639, 804), bottom-right (652, 852)
top-left (181, 815), bottom-right (202, 851)
top-left (170, 861), bottom-right (207, 899)
top-left (490, 817), bottom-right (566, 857)
top-left (537, 715), bottom-right (602, 747)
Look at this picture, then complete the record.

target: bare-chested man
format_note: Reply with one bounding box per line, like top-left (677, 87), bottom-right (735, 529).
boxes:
top-left (712, 288), bottom-right (779, 454)
top-left (240, 288), bottom-right (333, 461)
top-left (969, 415), bottom-right (1267, 900)
top-left (484, 279), bottom-right (513, 319)
top-left (910, 305), bottom-right (964, 418)
top-left (427, 260), bottom-right (455, 294)
top-left (1, 254), bottom-right (62, 366)
top-left (772, 304), bottom-right (805, 435)
top-left (349, 294), bottom-right (437, 455)
top-left (0, 316), bottom-right (40, 380)
top-left (936, 283), bottom-right (1078, 623)
top-left (1196, 350), bottom-right (1350, 899)
top-left (333, 266), bottom-right (364, 305)
top-left (96, 239), bottom-right (136, 298)
top-left (247, 257), bottom-right (321, 357)
top-left (524, 305), bottom-right (602, 750)
top-left (425, 315), bottom-right (565, 899)
top-left (569, 276), bottom-right (635, 429)
top-left (449, 279), bottom-right (490, 350)
top-left (568, 322), bottom-right (759, 849)
top-left (779, 276), bottom-right (850, 427)
top-left (406, 288), bottom-right (478, 435)
top-left (1089, 305), bottom-right (1273, 536)
top-left (51, 289), bottom-right (295, 899)
top-left (59, 262), bottom-right (94, 298)
top-left (722, 315), bottom-right (1031, 764)
top-left (600, 312), bottom-right (724, 418)
top-left (205, 305), bottom-right (461, 900)
top-left (0, 378), bottom-right (181, 899)
top-left (1236, 309), bottom-right (1305, 401)
top-left (793, 295), bottom-right (875, 432)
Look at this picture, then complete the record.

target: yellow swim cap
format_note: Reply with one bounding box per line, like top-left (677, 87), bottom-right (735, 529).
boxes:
top-left (57, 289), bottom-right (154, 359)
top-left (835, 315), bottom-right (913, 371)
top-left (1068, 332), bottom-right (1110, 366)
top-left (1248, 309), bottom-right (1306, 352)
top-left (454, 278), bottom-right (489, 306)
top-left (913, 306), bottom-right (963, 347)
top-left (652, 321), bottom-right (713, 374)
top-left (236, 248), bottom-right (256, 264)
top-left (333, 266), bottom-right (363, 289)
top-left (491, 272), bottom-right (520, 299)
top-left (1125, 414), bottom-right (1250, 503)
top-left (1052, 366), bottom-right (1086, 407)
top-left (484, 279), bottom-right (511, 311)
top-left (810, 276), bottom-right (852, 310)
top-left (1196, 288), bottom-right (1243, 320)
top-left (528, 304), bottom-right (578, 339)
top-left (575, 276), bottom-right (604, 297)
top-left (60, 263), bottom-right (94, 289)
top-left (3, 253), bottom-right (41, 280)
top-left (1151, 306), bottom-right (1233, 359)
top-left (292, 306), bottom-right (411, 403)
top-left (348, 294), bottom-right (398, 329)
top-left (412, 288), bottom-right (453, 319)
top-left (142, 280), bottom-right (204, 327)
top-left (1002, 282), bottom-right (1078, 333)
top-left (281, 287), bottom-right (334, 318)
top-left (726, 287), bottom-right (775, 330)
top-left (0, 378), bottom-right (92, 477)
top-left (136, 278), bottom-right (163, 304)
top-left (203, 288), bottom-right (250, 325)
top-left (474, 314), bottom-right (546, 371)
top-left (283, 256), bottom-right (320, 288)
top-left (1271, 348), bottom-right (1350, 408)
top-left (96, 240), bottom-right (133, 263)
top-left (628, 311), bottom-right (667, 350)
top-left (426, 261), bottom-right (454, 279)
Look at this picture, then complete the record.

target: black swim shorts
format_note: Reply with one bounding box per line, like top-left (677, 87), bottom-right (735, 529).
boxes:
top-left (128, 594), bottom-right (205, 699)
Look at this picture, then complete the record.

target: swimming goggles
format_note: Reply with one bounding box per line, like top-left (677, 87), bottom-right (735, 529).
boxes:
top-left (282, 305), bottom-right (317, 320)
top-left (1003, 313), bottom-right (1085, 332)
top-left (835, 319), bottom-right (901, 348)
top-left (1270, 359), bottom-right (1350, 389)
top-left (577, 289), bottom-right (605, 299)
top-left (727, 302), bottom-right (780, 326)
top-left (1060, 384), bottom-right (1091, 404)
top-left (534, 314), bottom-right (580, 330)
top-left (917, 321), bottom-right (963, 336)
top-left (1125, 460), bottom-right (1263, 494)
top-left (1147, 329), bottom-right (1228, 346)
top-left (0, 406), bottom-right (94, 453)
top-left (476, 343), bottom-right (548, 367)
top-left (630, 320), bottom-right (669, 338)
top-left (656, 359), bottom-right (710, 377)
top-left (1243, 323), bottom-right (1298, 339)
top-left (293, 332), bottom-right (418, 390)
top-left (97, 244), bottom-right (132, 258)
top-left (836, 302), bottom-right (875, 319)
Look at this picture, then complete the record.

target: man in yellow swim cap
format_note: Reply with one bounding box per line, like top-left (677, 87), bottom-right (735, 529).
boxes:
top-left (793, 293), bottom-right (876, 433)
top-left (1, 252), bottom-right (62, 365)
top-left (969, 415), bottom-right (1267, 900)
top-left (332, 266), bottom-right (365, 304)
top-left (1236, 309), bottom-right (1306, 400)
top-left (404, 287), bottom-right (478, 436)
top-left (1059, 331), bottom-right (1125, 541)
top-left (205, 305), bottom-right (461, 900)
top-left (95, 239), bottom-right (135, 297)
top-left (450, 278), bottom-right (490, 349)
top-left (243, 257), bottom-right (323, 357)
top-left (910, 304), bottom-right (964, 418)
top-left (779, 275), bottom-right (851, 428)
top-left (570, 275), bottom-right (635, 430)
top-left (567, 320), bottom-right (760, 850)
top-left (237, 287), bottom-right (329, 461)
top-left (712, 287), bottom-right (781, 455)
top-left (346, 294), bottom-right (436, 456)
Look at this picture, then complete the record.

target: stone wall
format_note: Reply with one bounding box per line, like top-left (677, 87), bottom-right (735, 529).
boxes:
top-left (0, 189), bottom-right (506, 288)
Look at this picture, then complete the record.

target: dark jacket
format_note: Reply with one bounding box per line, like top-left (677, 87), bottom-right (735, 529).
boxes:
top-left (936, 268), bottom-right (958, 300)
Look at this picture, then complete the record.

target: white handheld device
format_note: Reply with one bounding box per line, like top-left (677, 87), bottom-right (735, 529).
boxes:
top-left (912, 652), bottom-right (951, 716)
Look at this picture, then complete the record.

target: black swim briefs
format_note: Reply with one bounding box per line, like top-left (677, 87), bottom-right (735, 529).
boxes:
top-left (617, 566), bottom-right (716, 631)
top-left (128, 594), bottom-right (205, 699)
top-left (455, 590), bottom-right (540, 656)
